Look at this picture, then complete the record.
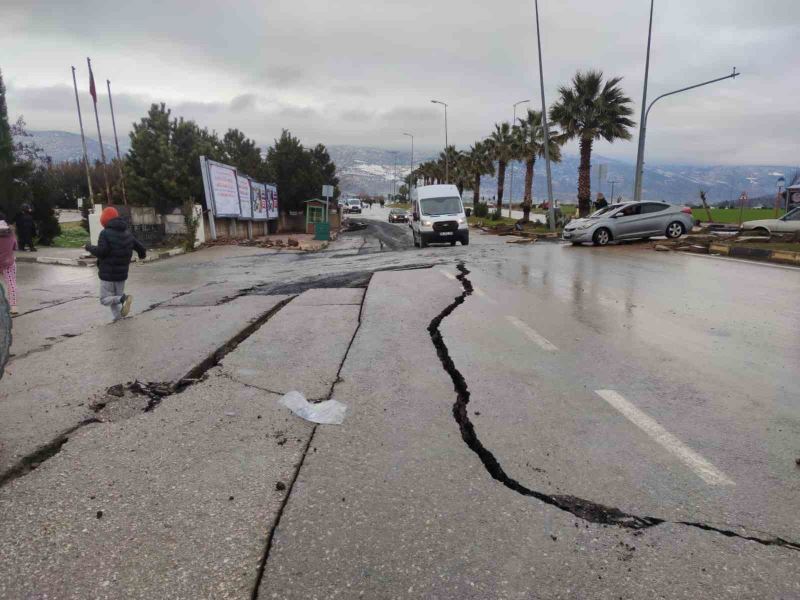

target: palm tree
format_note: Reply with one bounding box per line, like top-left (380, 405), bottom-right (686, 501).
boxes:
top-left (550, 70), bottom-right (634, 217)
top-left (487, 122), bottom-right (519, 214)
top-left (514, 109), bottom-right (563, 222)
top-left (465, 141), bottom-right (495, 207)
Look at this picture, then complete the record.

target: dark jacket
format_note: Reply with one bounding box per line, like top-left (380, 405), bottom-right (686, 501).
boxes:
top-left (86, 218), bottom-right (146, 282)
top-left (14, 213), bottom-right (36, 240)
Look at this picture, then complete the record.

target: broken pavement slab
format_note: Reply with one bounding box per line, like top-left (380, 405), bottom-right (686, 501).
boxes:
top-left (0, 295), bottom-right (290, 480)
top-left (221, 289), bottom-right (365, 399)
top-left (0, 373), bottom-right (313, 600)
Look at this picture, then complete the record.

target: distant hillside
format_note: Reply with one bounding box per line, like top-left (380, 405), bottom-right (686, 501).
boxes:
top-left (327, 145), bottom-right (798, 206)
top-left (22, 131), bottom-right (796, 205)
top-left (15, 130), bottom-right (128, 164)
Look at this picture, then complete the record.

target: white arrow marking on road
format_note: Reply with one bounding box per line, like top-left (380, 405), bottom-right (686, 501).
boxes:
top-left (439, 269), bottom-right (457, 281)
top-left (595, 390), bottom-right (735, 486)
top-left (505, 316), bottom-right (559, 351)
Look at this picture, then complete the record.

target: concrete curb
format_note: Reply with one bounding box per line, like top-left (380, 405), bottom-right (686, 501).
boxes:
top-left (16, 247), bottom-right (188, 268)
top-left (709, 243), bottom-right (800, 266)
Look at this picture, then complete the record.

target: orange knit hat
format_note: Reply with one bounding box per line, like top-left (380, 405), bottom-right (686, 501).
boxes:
top-left (100, 207), bottom-right (119, 228)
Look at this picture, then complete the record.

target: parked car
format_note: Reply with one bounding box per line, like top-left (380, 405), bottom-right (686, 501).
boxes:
top-left (344, 199), bottom-right (362, 214)
top-left (741, 207), bottom-right (800, 235)
top-left (562, 201), bottom-right (693, 246)
top-left (410, 184), bottom-right (469, 247)
top-left (388, 208), bottom-right (408, 223)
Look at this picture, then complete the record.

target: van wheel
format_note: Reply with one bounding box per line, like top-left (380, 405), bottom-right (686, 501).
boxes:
top-left (593, 228), bottom-right (612, 246)
top-left (412, 231), bottom-right (419, 247)
top-left (450, 241), bottom-right (456, 246)
top-left (665, 221), bottom-right (684, 239)
top-left (461, 237), bottom-right (469, 246)
top-left (420, 235), bottom-right (427, 248)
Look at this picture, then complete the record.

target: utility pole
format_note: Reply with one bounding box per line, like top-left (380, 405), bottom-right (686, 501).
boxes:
top-left (403, 132), bottom-right (414, 190)
top-left (635, 67), bottom-right (739, 202)
top-left (534, 0), bottom-right (556, 231)
top-left (509, 99), bottom-right (530, 217)
top-left (431, 100), bottom-right (449, 182)
top-left (633, 0), bottom-right (655, 202)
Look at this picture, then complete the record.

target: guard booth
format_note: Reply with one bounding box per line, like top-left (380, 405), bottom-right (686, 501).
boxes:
top-left (304, 199), bottom-right (341, 239)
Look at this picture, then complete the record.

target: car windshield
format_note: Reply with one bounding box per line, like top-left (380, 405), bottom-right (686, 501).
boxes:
top-left (390, 209), bottom-right (403, 214)
top-left (782, 207), bottom-right (800, 221)
top-left (589, 206), bottom-right (619, 218)
top-left (420, 196), bottom-right (462, 216)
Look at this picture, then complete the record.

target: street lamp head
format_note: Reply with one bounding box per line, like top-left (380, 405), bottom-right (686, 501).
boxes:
top-left (514, 99), bottom-right (531, 108)
top-left (403, 132), bottom-right (413, 138)
top-left (777, 176), bottom-right (786, 189)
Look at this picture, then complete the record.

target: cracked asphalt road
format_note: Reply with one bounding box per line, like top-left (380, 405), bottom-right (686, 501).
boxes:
top-left (1, 206), bottom-right (799, 598)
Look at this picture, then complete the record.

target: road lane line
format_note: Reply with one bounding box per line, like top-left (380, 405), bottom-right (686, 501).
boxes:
top-left (439, 270), bottom-right (457, 281)
top-left (594, 390), bottom-right (735, 486)
top-left (505, 316), bottom-right (559, 351)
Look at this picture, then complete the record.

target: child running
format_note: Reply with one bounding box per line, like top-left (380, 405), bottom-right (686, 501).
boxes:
top-left (85, 207), bottom-right (146, 322)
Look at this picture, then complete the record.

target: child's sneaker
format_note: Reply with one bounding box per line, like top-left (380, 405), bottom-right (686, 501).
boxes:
top-left (120, 294), bottom-right (133, 318)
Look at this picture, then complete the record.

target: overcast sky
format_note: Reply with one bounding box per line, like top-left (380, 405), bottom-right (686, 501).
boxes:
top-left (2, 0), bottom-right (798, 165)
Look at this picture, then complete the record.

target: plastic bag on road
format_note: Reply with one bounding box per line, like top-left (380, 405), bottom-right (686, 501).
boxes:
top-left (279, 391), bottom-right (347, 425)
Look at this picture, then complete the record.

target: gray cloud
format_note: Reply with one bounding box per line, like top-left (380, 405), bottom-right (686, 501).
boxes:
top-left (2, 0), bottom-right (799, 164)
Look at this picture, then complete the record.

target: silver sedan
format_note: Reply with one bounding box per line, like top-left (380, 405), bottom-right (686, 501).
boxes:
top-left (562, 202), bottom-right (694, 246)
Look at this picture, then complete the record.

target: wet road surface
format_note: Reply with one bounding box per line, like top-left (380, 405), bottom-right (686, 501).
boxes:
top-left (2, 207), bottom-right (799, 598)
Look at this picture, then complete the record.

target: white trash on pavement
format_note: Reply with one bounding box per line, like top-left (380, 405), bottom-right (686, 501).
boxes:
top-left (279, 391), bottom-right (347, 425)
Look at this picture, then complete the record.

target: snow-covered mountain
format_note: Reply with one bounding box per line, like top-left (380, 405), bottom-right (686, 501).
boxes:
top-left (20, 131), bottom-right (796, 205)
top-left (327, 145), bottom-right (797, 205)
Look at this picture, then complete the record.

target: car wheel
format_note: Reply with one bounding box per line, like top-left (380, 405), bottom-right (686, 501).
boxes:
top-left (752, 227), bottom-right (770, 236)
top-left (571, 242), bottom-right (582, 246)
top-left (592, 228), bottom-right (612, 246)
top-left (666, 221), bottom-right (685, 239)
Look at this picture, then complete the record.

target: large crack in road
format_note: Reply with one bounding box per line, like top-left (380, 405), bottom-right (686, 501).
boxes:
top-left (429, 262), bottom-right (800, 552)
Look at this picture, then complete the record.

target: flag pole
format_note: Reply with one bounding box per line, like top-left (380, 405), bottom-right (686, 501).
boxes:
top-left (87, 57), bottom-right (112, 205)
top-left (71, 66), bottom-right (94, 205)
top-left (106, 79), bottom-right (127, 205)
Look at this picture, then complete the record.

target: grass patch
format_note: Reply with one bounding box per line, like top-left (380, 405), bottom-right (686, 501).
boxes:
top-left (51, 221), bottom-right (89, 248)
top-left (693, 208), bottom-right (784, 223)
top-left (468, 215), bottom-right (517, 227)
top-left (387, 202), bottom-right (410, 209)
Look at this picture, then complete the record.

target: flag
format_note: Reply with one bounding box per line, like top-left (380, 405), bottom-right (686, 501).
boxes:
top-left (88, 61), bottom-right (97, 104)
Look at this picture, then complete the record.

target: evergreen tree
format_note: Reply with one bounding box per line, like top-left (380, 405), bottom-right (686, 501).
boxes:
top-left (172, 118), bottom-right (222, 208)
top-left (125, 103), bottom-right (182, 213)
top-left (265, 130), bottom-right (315, 214)
top-left (222, 128), bottom-right (262, 178)
top-left (0, 68), bottom-right (16, 213)
top-left (309, 143), bottom-right (340, 200)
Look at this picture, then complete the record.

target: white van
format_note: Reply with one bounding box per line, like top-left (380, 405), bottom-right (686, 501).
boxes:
top-left (410, 184), bottom-right (469, 247)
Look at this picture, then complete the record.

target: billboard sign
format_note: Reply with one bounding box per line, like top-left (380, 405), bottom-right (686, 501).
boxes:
top-left (237, 173), bottom-right (252, 219)
top-left (205, 160), bottom-right (240, 217)
top-left (266, 184), bottom-right (279, 220)
top-left (251, 182), bottom-right (268, 220)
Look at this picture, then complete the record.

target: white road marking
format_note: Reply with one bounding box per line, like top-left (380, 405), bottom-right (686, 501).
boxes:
top-left (439, 270), bottom-right (457, 281)
top-left (505, 316), bottom-right (559, 351)
top-left (595, 390), bottom-right (735, 486)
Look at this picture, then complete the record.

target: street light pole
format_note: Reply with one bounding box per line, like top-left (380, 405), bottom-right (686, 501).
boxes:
top-left (633, 0), bottom-right (655, 202)
top-left (533, 0), bottom-right (556, 231)
top-left (431, 100), bottom-right (449, 182)
top-left (636, 67), bottom-right (740, 202)
top-left (403, 132), bottom-right (414, 190)
top-left (509, 99), bottom-right (530, 217)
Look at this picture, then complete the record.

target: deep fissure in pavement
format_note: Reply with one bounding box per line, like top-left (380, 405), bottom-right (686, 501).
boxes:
top-left (250, 276), bottom-right (371, 599)
top-left (0, 296), bottom-right (294, 488)
top-left (429, 262), bottom-right (800, 551)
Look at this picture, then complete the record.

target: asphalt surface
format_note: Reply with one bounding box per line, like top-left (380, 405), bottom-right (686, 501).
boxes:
top-left (1, 205), bottom-right (798, 598)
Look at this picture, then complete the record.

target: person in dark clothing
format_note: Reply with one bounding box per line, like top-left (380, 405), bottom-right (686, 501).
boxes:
top-left (595, 193), bottom-right (608, 211)
top-left (14, 204), bottom-right (37, 251)
top-left (85, 207), bottom-right (146, 322)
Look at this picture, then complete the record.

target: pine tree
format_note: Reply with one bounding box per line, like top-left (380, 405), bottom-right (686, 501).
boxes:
top-left (265, 130), bottom-right (315, 214)
top-left (222, 129), bottom-right (262, 178)
top-left (0, 68), bottom-right (15, 213)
